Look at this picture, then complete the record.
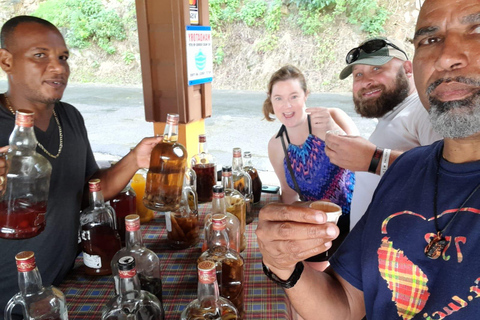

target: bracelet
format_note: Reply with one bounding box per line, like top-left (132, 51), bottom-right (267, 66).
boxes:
top-left (368, 147), bottom-right (384, 174)
top-left (380, 148), bottom-right (391, 177)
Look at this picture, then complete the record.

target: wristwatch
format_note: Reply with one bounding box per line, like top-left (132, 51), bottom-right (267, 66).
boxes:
top-left (262, 261), bottom-right (304, 289)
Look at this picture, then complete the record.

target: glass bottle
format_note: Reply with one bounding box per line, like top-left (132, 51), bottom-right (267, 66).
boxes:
top-left (191, 134), bottom-right (217, 203)
top-left (102, 256), bottom-right (165, 320)
top-left (185, 167), bottom-right (197, 211)
top-left (243, 151), bottom-right (262, 204)
top-left (130, 169), bottom-right (154, 223)
top-left (0, 110), bottom-right (52, 239)
top-left (165, 181), bottom-right (199, 249)
top-left (111, 214), bottom-right (164, 306)
top-left (110, 182), bottom-right (137, 245)
top-left (221, 166), bottom-right (246, 252)
top-left (231, 148), bottom-right (254, 224)
top-left (198, 214), bottom-right (245, 319)
top-left (144, 113), bottom-right (187, 212)
top-left (202, 186), bottom-right (240, 253)
top-left (180, 260), bottom-right (238, 320)
top-left (80, 179), bottom-right (122, 276)
top-left (5, 251), bottom-right (68, 320)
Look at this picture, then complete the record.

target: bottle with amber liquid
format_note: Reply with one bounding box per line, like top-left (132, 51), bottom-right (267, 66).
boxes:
top-left (5, 251), bottom-right (68, 320)
top-left (0, 110), bottom-right (52, 239)
top-left (221, 166), bottom-right (246, 252)
top-left (165, 180), bottom-right (199, 249)
top-left (203, 186), bottom-right (240, 253)
top-left (103, 256), bottom-right (165, 320)
top-left (130, 169), bottom-right (154, 223)
top-left (181, 260), bottom-right (238, 320)
top-left (111, 214), bottom-right (164, 306)
top-left (110, 182), bottom-right (136, 245)
top-left (243, 151), bottom-right (262, 204)
top-left (144, 114), bottom-right (187, 212)
top-left (80, 179), bottom-right (122, 276)
top-left (231, 148), bottom-right (254, 224)
top-left (191, 134), bottom-right (217, 203)
top-left (198, 214), bottom-right (245, 319)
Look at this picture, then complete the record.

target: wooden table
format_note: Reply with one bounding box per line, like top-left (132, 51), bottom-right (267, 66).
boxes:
top-left (59, 192), bottom-right (293, 319)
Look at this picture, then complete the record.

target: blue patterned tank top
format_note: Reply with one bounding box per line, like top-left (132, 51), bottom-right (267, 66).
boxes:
top-left (278, 116), bottom-right (355, 215)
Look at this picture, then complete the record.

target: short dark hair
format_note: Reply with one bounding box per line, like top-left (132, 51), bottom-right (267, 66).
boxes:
top-left (1, 15), bottom-right (58, 49)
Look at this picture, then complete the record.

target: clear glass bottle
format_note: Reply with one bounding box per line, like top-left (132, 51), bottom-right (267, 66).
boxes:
top-left (243, 151), bottom-right (262, 204)
top-left (144, 113), bottom-right (187, 212)
top-left (202, 186), bottom-right (240, 253)
top-left (198, 214), bottom-right (245, 319)
top-left (130, 169), bottom-right (154, 223)
top-left (165, 181), bottom-right (199, 249)
top-left (111, 214), bottom-right (164, 306)
top-left (221, 166), bottom-right (246, 252)
top-left (231, 148), bottom-right (254, 224)
top-left (111, 182), bottom-right (137, 246)
top-left (102, 256), bottom-right (165, 320)
top-left (181, 260), bottom-right (238, 320)
top-left (185, 167), bottom-right (197, 211)
top-left (5, 251), bottom-right (68, 320)
top-left (0, 110), bottom-right (52, 239)
top-left (191, 134), bottom-right (217, 203)
top-left (80, 179), bottom-right (122, 276)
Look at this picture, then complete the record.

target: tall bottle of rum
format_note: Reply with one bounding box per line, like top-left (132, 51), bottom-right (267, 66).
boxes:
top-left (191, 134), bottom-right (217, 203)
top-left (144, 113), bottom-right (187, 212)
top-left (181, 260), bottom-right (238, 320)
top-left (0, 110), bottom-right (52, 239)
top-left (243, 151), bottom-right (262, 204)
top-left (102, 256), bottom-right (165, 320)
top-left (80, 179), bottom-right (122, 276)
top-left (221, 166), bottom-right (246, 252)
top-left (231, 148), bottom-right (254, 224)
top-left (5, 251), bottom-right (68, 320)
top-left (202, 185), bottom-right (240, 253)
top-left (130, 169), bottom-right (155, 223)
top-left (111, 214), bottom-right (164, 306)
top-left (110, 182), bottom-right (136, 246)
top-left (198, 214), bottom-right (245, 319)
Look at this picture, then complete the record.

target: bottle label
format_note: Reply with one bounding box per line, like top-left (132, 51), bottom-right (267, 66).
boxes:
top-left (16, 257), bottom-right (36, 272)
top-left (165, 212), bottom-right (172, 232)
top-left (83, 251), bottom-right (102, 268)
top-left (119, 268), bottom-right (137, 279)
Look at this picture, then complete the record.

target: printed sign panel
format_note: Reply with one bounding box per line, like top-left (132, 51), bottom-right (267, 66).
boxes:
top-left (189, 0), bottom-right (199, 25)
top-left (186, 25), bottom-right (213, 86)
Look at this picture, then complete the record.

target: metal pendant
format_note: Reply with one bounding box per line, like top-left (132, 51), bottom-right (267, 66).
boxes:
top-left (424, 233), bottom-right (447, 259)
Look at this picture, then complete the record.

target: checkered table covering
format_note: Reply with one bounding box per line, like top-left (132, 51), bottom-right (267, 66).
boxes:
top-left (60, 192), bottom-right (293, 319)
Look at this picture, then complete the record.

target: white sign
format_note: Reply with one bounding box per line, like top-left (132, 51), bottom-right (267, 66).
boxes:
top-left (186, 26), bottom-right (213, 86)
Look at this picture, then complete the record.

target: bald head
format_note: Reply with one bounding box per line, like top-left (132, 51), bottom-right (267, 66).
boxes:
top-left (1, 16), bottom-right (58, 49)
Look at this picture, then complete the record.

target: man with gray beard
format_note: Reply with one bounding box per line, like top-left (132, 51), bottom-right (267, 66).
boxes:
top-left (256, 1), bottom-right (480, 317)
top-left (323, 36), bottom-right (441, 229)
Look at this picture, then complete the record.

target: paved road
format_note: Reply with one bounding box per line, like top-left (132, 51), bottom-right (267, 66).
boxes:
top-left (0, 81), bottom-right (376, 172)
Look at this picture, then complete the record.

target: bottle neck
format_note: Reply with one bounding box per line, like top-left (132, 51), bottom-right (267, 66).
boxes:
top-left (163, 122), bottom-right (179, 143)
top-left (89, 191), bottom-right (106, 208)
top-left (207, 227), bottom-right (230, 249)
top-left (119, 274), bottom-right (142, 295)
top-left (232, 157), bottom-right (243, 171)
top-left (125, 229), bottom-right (144, 248)
top-left (18, 267), bottom-right (44, 295)
top-left (197, 277), bottom-right (221, 309)
top-left (244, 156), bottom-right (253, 168)
top-left (9, 125), bottom-right (38, 151)
top-left (211, 195), bottom-right (226, 213)
top-left (198, 141), bottom-right (208, 154)
top-left (221, 175), bottom-right (234, 189)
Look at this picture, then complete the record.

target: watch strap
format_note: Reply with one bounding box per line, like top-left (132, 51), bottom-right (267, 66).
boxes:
top-left (262, 261), bottom-right (304, 289)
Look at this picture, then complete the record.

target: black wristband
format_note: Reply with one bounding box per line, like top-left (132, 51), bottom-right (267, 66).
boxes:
top-left (368, 147), bottom-right (384, 174)
top-left (262, 261), bottom-right (304, 289)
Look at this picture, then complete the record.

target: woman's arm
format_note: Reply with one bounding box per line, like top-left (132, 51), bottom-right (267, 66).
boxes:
top-left (268, 136), bottom-right (299, 204)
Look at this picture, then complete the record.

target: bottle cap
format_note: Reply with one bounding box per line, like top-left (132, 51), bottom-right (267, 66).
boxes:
top-left (244, 151), bottom-right (251, 158)
top-left (15, 110), bottom-right (34, 128)
top-left (199, 134), bottom-right (207, 143)
top-left (15, 251), bottom-right (36, 272)
top-left (166, 113), bottom-right (179, 125)
top-left (88, 179), bottom-right (101, 192)
top-left (125, 214), bottom-right (141, 232)
top-left (212, 185), bottom-right (224, 198)
top-left (118, 256), bottom-right (137, 278)
top-left (233, 147), bottom-right (242, 158)
top-left (198, 261), bottom-right (216, 284)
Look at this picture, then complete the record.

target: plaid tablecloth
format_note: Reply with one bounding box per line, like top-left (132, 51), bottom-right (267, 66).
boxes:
top-left (59, 192), bottom-right (293, 319)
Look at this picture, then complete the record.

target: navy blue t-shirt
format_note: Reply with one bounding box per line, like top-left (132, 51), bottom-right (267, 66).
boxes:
top-left (330, 140), bottom-right (480, 319)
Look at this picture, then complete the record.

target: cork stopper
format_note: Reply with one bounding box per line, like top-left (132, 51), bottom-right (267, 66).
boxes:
top-left (199, 134), bottom-right (207, 143)
top-left (15, 110), bottom-right (34, 128)
top-left (15, 251), bottom-right (36, 272)
top-left (166, 113), bottom-right (179, 125)
top-left (88, 179), bottom-right (101, 192)
top-left (125, 214), bottom-right (141, 232)
top-left (233, 147), bottom-right (242, 158)
top-left (212, 185), bottom-right (224, 198)
top-left (198, 260), bottom-right (216, 284)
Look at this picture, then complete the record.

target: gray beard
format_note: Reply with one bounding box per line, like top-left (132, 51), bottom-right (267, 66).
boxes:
top-left (427, 77), bottom-right (480, 139)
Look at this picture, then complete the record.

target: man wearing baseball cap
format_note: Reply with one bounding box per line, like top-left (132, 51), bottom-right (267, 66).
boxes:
top-left (323, 36), bottom-right (441, 229)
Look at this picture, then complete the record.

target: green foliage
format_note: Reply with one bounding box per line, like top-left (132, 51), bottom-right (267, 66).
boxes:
top-left (239, 0), bottom-right (266, 27)
top-left (214, 47), bottom-right (225, 65)
top-left (255, 34), bottom-right (278, 53)
top-left (265, 0), bottom-right (283, 32)
top-left (123, 51), bottom-right (135, 65)
top-left (34, 0), bottom-right (126, 54)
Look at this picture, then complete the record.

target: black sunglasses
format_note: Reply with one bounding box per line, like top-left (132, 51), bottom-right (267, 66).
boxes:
top-left (345, 39), bottom-right (408, 64)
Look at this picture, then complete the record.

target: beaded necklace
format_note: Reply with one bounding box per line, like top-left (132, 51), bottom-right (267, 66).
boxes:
top-left (3, 93), bottom-right (63, 159)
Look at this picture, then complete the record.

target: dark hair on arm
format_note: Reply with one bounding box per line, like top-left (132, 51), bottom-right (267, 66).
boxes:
top-left (1, 15), bottom-right (57, 49)
top-left (262, 64), bottom-right (308, 122)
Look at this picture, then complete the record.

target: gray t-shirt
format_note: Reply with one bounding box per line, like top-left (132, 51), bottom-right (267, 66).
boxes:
top-left (0, 101), bottom-right (98, 316)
